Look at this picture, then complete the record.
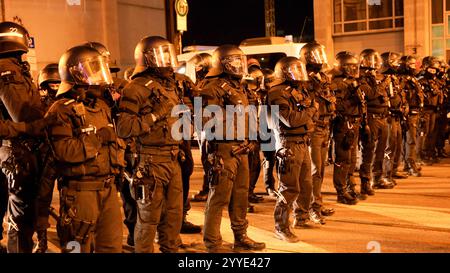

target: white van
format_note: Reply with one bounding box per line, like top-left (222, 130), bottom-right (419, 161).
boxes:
top-left (177, 36), bottom-right (306, 82)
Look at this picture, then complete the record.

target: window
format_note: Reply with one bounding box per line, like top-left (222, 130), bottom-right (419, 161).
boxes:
top-left (333, 0), bottom-right (404, 34)
top-left (431, 0), bottom-right (450, 61)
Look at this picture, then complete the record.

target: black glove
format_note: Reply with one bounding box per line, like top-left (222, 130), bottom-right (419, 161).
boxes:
top-left (25, 113), bottom-right (61, 136)
top-left (145, 95), bottom-right (176, 125)
top-left (96, 126), bottom-right (117, 144)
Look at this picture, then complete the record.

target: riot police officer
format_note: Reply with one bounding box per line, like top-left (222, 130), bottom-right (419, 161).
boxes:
top-left (200, 45), bottom-right (265, 252)
top-left (381, 52), bottom-right (409, 183)
top-left (117, 36), bottom-right (184, 253)
top-left (83, 41), bottom-right (139, 246)
top-left (268, 56), bottom-right (317, 242)
top-left (399, 55), bottom-right (423, 177)
top-left (246, 59), bottom-right (264, 207)
top-left (34, 62), bottom-right (62, 253)
top-left (300, 42), bottom-right (336, 224)
top-left (38, 63), bottom-right (60, 109)
top-left (418, 56), bottom-right (442, 165)
top-left (47, 45), bottom-right (124, 253)
top-left (330, 51), bottom-right (364, 205)
top-left (358, 49), bottom-right (394, 191)
top-left (0, 21), bottom-right (46, 253)
top-left (191, 52), bottom-right (213, 203)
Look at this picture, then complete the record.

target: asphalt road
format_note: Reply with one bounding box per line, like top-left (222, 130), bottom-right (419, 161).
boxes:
top-left (3, 148), bottom-right (449, 253)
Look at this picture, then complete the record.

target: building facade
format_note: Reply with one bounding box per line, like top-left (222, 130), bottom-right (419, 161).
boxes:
top-left (0, 0), bottom-right (167, 77)
top-left (314, 0), bottom-right (446, 63)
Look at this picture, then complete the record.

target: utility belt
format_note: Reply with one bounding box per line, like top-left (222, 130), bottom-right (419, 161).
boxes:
top-left (340, 115), bottom-right (361, 124)
top-left (1, 138), bottom-right (38, 151)
top-left (279, 134), bottom-right (310, 146)
top-left (140, 144), bottom-right (180, 160)
top-left (424, 105), bottom-right (438, 112)
top-left (315, 115), bottom-right (332, 128)
top-left (409, 109), bottom-right (420, 115)
top-left (367, 112), bottom-right (388, 119)
top-left (65, 176), bottom-right (115, 191)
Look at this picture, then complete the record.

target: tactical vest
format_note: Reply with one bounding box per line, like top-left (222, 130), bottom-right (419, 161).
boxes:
top-left (201, 76), bottom-right (251, 141)
top-left (134, 75), bottom-right (183, 146)
top-left (420, 78), bottom-right (440, 107)
top-left (332, 77), bottom-right (362, 117)
top-left (58, 98), bottom-right (125, 178)
top-left (309, 72), bottom-right (336, 118)
top-left (273, 83), bottom-right (314, 136)
top-left (361, 74), bottom-right (389, 114)
top-left (401, 75), bottom-right (423, 110)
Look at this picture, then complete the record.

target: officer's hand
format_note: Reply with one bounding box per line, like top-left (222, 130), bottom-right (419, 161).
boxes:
top-left (96, 126), bottom-right (117, 144)
top-left (147, 96), bottom-right (176, 125)
top-left (25, 113), bottom-right (62, 136)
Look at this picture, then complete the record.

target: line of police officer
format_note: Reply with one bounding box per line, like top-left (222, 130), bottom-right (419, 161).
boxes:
top-left (1, 19), bottom-right (448, 252)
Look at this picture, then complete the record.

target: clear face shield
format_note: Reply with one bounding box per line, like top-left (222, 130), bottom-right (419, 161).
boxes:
top-left (248, 69), bottom-right (264, 91)
top-left (307, 46), bottom-right (328, 65)
top-left (344, 63), bottom-right (360, 78)
top-left (361, 53), bottom-right (382, 70)
top-left (69, 55), bottom-right (113, 86)
top-left (144, 44), bottom-right (179, 68)
top-left (222, 54), bottom-right (248, 76)
top-left (286, 61), bottom-right (309, 82)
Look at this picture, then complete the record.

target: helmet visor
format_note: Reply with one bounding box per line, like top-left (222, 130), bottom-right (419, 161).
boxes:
top-left (344, 63), bottom-right (360, 78)
top-left (360, 53), bottom-right (382, 69)
top-left (306, 47), bottom-right (328, 65)
top-left (69, 56), bottom-right (113, 85)
top-left (286, 62), bottom-right (309, 82)
top-left (222, 55), bottom-right (248, 76)
top-left (145, 44), bottom-right (179, 68)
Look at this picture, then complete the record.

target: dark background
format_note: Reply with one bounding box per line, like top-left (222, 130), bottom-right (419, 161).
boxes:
top-left (182, 0), bottom-right (314, 47)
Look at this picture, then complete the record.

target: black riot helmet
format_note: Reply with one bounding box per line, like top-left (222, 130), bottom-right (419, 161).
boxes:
top-left (207, 44), bottom-right (248, 78)
top-left (335, 51), bottom-right (360, 78)
top-left (56, 45), bottom-right (113, 97)
top-left (359, 49), bottom-right (382, 70)
top-left (83, 41), bottom-right (120, 73)
top-left (300, 41), bottom-right (328, 73)
top-left (189, 52), bottom-right (212, 81)
top-left (0, 21), bottom-right (31, 55)
top-left (274, 56), bottom-right (309, 83)
top-left (38, 63), bottom-right (60, 89)
top-left (261, 68), bottom-right (275, 90)
top-left (421, 56), bottom-right (440, 77)
top-left (399, 55), bottom-right (417, 75)
top-left (247, 65), bottom-right (264, 91)
top-left (132, 36), bottom-right (178, 78)
top-left (380, 51), bottom-right (401, 74)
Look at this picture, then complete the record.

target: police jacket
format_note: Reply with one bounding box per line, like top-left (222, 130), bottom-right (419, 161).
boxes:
top-left (47, 92), bottom-right (125, 179)
top-left (0, 57), bottom-right (44, 123)
top-left (359, 72), bottom-right (389, 115)
top-left (399, 75), bottom-right (423, 112)
top-left (330, 76), bottom-right (363, 118)
top-left (267, 82), bottom-right (316, 136)
top-left (419, 77), bottom-right (442, 109)
top-left (117, 72), bottom-right (184, 146)
top-left (198, 74), bottom-right (251, 141)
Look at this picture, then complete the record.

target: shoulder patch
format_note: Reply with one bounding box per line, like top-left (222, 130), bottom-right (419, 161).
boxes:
top-left (64, 99), bottom-right (75, 106)
top-left (145, 80), bottom-right (154, 87)
top-left (0, 70), bottom-right (13, 77)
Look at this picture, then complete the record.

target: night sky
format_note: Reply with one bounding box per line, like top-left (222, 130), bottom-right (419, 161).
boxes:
top-left (182, 0), bottom-right (314, 47)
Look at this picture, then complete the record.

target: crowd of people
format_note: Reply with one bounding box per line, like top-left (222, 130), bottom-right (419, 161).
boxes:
top-left (0, 20), bottom-right (448, 253)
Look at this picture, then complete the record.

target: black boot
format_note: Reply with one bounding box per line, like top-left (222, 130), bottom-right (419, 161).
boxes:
top-left (233, 234), bottom-right (266, 251)
top-left (360, 179), bottom-right (375, 196)
top-left (33, 230), bottom-right (48, 253)
top-left (373, 177), bottom-right (395, 189)
top-left (180, 219), bottom-right (202, 234)
top-left (337, 191), bottom-right (358, 205)
top-left (407, 159), bottom-right (422, 177)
